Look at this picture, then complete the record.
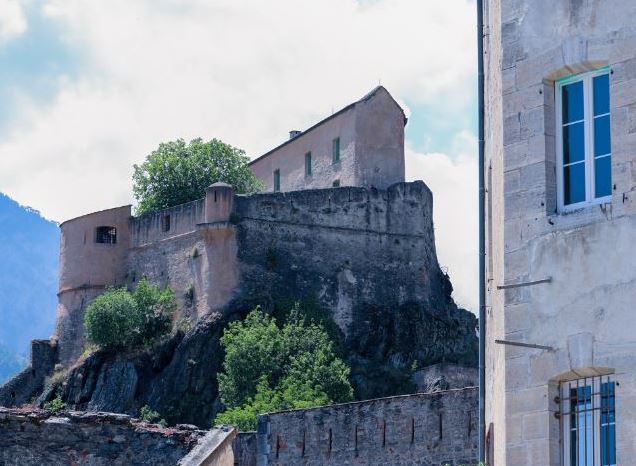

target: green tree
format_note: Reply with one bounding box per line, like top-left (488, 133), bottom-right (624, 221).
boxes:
top-left (215, 307), bottom-right (353, 430)
top-left (132, 138), bottom-right (263, 215)
top-left (84, 288), bottom-right (142, 349)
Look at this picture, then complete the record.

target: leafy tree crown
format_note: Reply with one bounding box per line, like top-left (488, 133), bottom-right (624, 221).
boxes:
top-left (132, 138), bottom-right (263, 215)
top-left (215, 306), bottom-right (353, 430)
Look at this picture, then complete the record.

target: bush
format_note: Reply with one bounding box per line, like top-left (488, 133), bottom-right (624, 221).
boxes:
top-left (139, 405), bottom-right (166, 426)
top-left (84, 288), bottom-right (142, 348)
top-left (43, 395), bottom-right (67, 415)
top-left (214, 307), bottom-right (353, 430)
top-left (84, 279), bottom-right (175, 349)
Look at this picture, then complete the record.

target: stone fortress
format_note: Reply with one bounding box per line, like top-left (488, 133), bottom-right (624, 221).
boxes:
top-left (1, 86), bottom-right (479, 465)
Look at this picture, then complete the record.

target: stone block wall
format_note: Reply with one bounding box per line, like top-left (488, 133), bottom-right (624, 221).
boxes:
top-left (255, 387), bottom-right (478, 466)
top-left (0, 407), bottom-right (235, 466)
top-left (486, 1), bottom-right (636, 465)
top-left (0, 339), bottom-right (57, 408)
top-left (233, 432), bottom-right (257, 466)
top-left (233, 181), bottom-right (438, 338)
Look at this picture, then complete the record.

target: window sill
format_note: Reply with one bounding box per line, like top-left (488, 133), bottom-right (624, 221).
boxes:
top-left (558, 196), bottom-right (612, 215)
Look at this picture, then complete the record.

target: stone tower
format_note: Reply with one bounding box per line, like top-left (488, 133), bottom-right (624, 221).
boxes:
top-left (485, 1), bottom-right (636, 465)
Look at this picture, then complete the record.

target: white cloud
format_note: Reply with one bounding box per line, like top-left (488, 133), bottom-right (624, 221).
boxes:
top-left (406, 132), bottom-right (477, 311)
top-left (0, 0), bottom-right (477, 309)
top-left (0, 0), bottom-right (27, 45)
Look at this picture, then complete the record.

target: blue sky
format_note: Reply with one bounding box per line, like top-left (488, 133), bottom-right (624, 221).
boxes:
top-left (0, 0), bottom-right (478, 310)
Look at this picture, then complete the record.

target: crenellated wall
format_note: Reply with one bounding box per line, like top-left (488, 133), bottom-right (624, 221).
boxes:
top-left (255, 387), bottom-right (478, 466)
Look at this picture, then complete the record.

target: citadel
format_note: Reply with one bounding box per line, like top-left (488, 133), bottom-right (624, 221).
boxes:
top-left (2, 0), bottom-right (636, 465)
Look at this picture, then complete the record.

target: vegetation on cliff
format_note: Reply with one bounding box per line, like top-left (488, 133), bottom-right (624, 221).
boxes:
top-left (215, 307), bottom-right (353, 430)
top-left (132, 138), bottom-right (263, 215)
top-left (84, 278), bottom-right (175, 349)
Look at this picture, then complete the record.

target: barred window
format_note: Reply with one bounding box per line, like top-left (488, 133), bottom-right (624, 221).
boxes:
top-left (559, 375), bottom-right (616, 466)
top-left (95, 226), bottom-right (117, 244)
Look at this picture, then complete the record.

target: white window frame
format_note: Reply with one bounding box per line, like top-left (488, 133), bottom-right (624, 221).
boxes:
top-left (555, 68), bottom-right (612, 212)
top-left (561, 376), bottom-right (616, 466)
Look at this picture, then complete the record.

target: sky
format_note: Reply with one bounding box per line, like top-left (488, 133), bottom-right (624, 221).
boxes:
top-left (0, 0), bottom-right (478, 311)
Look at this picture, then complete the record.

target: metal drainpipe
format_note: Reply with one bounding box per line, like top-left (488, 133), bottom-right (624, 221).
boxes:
top-left (477, 0), bottom-right (486, 463)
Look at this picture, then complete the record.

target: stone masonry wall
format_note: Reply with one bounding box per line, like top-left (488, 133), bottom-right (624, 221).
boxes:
top-left (486, 1), bottom-right (636, 465)
top-left (256, 387), bottom-right (478, 466)
top-left (0, 339), bottom-right (57, 408)
top-left (0, 407), bottom-right (235, 466)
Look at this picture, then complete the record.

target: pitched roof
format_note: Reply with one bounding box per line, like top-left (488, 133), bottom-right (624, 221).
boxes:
top-left (249, 86), bottom-right (407, 166)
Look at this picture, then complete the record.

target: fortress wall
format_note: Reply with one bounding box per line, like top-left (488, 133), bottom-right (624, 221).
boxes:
top-left (55, 205), bottom-right (132, 365)
top-left (232, 182), bottom-right (442, 338)
top-left (0, 340), bottom-right (57, 408)
top-left (0, 408), bottom-right (235, 466)
top-left (256, 387), bottom-right (478, 466)
top-left (130, 199), bottom-right (205, 247)
top-left (58, 205), bottom-right (132, 292)
top-left (128, 227), bottom-right (239, 322)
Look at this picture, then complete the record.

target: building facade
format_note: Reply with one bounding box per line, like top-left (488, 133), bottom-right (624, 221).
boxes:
top-left (249, 86), bottom-right (406, 192)
top-left (485, 1), bottom-right (636, 465)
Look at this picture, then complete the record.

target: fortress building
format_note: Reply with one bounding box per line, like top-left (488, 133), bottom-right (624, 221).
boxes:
top-left (0, 89), bottom-right (480, 466)
top-left (485, 1), bottom-right (636, 465)
top-left (249, 86), bottom-right (406, 192)
top-left (51, 87), bottom-right (442, 367)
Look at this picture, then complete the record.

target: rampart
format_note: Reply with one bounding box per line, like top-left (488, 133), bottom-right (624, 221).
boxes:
top-left (54, 181), bottom-right (452, 368)
top-left (254, 387), bottom-right (478, 466)
top-left (0, 407), bottom-right (236, 466)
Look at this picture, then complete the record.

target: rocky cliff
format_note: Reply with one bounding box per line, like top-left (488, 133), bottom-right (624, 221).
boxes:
top-left (38, 288), bottom-right (476, 428)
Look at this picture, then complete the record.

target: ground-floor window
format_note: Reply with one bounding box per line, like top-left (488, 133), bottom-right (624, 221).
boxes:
top-left (559, 375), bottom-right (616, 466)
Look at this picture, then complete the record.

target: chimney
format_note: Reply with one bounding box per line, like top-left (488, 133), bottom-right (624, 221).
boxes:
top-left (289, 130), bottom-right (301, 139)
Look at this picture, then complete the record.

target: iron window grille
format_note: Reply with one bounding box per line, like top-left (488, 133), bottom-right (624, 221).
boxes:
top-left (95, 226), bottom-right (117, 244)
top-left (557, 375), bottom-right (616, 466)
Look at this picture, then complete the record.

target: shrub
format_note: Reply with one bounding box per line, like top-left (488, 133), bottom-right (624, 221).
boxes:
top-left (139, 405), bottom-right (166, 426)
top-left (84, 279), bottom-right (175, 350)
top-left (214, 307), bottom-right (353, 430)
top-left (84, 288), bottom-right (142, 348)
top-left (43, 395), bottom-right (67, 415)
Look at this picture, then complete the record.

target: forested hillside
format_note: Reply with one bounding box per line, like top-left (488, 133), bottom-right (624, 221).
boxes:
top-left (0, 193), bottom-right (59, 383)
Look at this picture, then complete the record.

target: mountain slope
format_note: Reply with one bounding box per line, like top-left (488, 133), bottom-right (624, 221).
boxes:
top-left (0, 193), bottom-right (59, 382)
